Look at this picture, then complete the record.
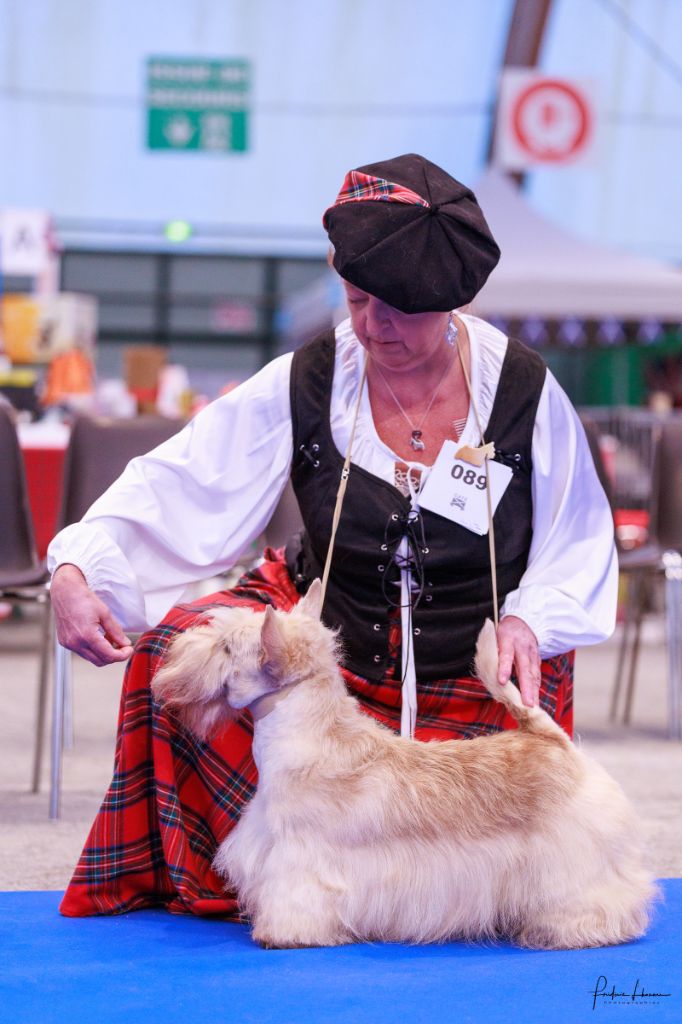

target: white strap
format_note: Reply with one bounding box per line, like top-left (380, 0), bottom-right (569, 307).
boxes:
top-left (400, 467), bottom-right (422, 739)
top-left (399, 553), bottom-right (417, 739)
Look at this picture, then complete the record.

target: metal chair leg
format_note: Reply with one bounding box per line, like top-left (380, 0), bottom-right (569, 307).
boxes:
top-left (664, 551), bottom-right (682, 740)
top-left (623, 575), bottom-right (647, 725)
top-left (611, 572), bottom-right (638, 722)
top-left (63, 649), bottom-right (74, 751)
top-left (49, 638), bottom-right (68, 820)
top-left (31, 597), bottom-right (52, 793)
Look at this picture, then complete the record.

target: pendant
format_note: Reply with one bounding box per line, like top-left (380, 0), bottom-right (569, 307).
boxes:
top-left (410, 430), bottom-right (425, 452)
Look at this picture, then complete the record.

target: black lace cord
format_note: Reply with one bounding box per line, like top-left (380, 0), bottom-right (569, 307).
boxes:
top-left (378, 508), bottom-right (429, 716)
top-left (380, 509), bottom-right (428, 611)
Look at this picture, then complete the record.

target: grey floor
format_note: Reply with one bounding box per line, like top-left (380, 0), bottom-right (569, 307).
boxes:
top-left (1, 607), bottom-right (680, 891)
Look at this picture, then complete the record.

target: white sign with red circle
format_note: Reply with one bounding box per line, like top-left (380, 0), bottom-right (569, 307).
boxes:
top-left (495, 70), bottom-right (597, 170)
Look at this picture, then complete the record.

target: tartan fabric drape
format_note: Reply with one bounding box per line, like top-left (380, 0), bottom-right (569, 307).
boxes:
top-left (60, 550), bottom-right (574, 919)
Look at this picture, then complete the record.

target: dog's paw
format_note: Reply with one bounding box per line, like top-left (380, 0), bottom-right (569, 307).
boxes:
top-left (252, 925), bottom-right (351, 949)
top-left (253, 933), bottom-right (284, 950)
top-left (253, 930), bottom-right (319, 950)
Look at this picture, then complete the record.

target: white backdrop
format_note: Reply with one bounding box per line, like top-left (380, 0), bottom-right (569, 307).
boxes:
top-left (0, 0), bottom-right (680, 263)
top-left (528, 0), bottom-right (682, 263)
top-left (0, 0), bottom-right (509, 254)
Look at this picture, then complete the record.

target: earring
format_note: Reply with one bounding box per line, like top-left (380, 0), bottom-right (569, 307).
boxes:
top-left (445, 315), bottom-right (459, 347)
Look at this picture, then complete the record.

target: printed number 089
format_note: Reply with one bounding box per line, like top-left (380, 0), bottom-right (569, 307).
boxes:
top-left (451, 464), bottom-right (486, 490)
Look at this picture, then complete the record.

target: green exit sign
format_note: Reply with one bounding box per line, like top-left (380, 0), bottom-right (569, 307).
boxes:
top-left (146, 57), bottom-right (250, 152)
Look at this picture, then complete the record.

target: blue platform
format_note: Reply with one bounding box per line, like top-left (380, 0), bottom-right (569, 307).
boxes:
top-left (0, 883), bottom-right (679, 1024)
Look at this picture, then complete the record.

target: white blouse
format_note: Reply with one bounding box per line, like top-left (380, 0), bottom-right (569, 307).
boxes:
top-left (48, 314), bottom-right (618, 659)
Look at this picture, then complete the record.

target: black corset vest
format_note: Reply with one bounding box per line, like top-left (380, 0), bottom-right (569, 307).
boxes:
top-left (287, 329), bottom-right (546, 682)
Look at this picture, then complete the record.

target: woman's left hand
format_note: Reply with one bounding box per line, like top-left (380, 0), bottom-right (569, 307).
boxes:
top-left (496, 615), bottom-right (541, 708)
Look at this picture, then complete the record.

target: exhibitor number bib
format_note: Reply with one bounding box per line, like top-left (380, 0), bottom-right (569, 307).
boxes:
top-left (418, 440), bottom-right (513, 535)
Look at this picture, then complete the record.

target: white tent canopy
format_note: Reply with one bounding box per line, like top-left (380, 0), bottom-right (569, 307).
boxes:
top-left (471, 169), bottom-right (682, 321)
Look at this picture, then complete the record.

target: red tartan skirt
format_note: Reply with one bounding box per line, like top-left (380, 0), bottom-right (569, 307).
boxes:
top-left (60, 550), bottom-right (574, 919)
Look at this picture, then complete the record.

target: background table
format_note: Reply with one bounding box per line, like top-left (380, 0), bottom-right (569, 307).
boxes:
top-left (18, 420), bottom-right (70, 560)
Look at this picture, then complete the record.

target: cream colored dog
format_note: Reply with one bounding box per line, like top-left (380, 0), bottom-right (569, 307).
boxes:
top-left (152, 580), bottom-right (657, 949)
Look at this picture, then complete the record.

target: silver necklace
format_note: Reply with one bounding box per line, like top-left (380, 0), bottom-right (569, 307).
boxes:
top-left (373, 345), bottom-right (457, 451)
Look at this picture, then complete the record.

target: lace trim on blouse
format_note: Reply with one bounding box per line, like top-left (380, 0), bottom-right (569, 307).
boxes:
top-left (393, 416), bottom-right (468, 496)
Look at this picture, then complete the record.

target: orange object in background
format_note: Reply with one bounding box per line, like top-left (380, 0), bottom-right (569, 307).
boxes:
top-left (42, 349), bottom-right (95, 407)
top-left (123, 345), bottom-right (167, 413)
top-left (1, 293), bottom-right (98, 364)
top-left (1, 295), bottom-right (42, 362)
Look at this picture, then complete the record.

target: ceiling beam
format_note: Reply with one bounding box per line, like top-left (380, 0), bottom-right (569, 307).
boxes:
top-left (486, 0), bottom-right (554, 182)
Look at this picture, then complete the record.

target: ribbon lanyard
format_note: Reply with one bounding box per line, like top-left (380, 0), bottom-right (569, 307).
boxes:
top-left (320, 353), bottom-right (369, 607)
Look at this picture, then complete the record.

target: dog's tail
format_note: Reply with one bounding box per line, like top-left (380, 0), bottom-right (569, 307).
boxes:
top-left (474, 619), bottom-right (570, 743)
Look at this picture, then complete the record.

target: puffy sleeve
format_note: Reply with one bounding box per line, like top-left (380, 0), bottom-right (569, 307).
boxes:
top-left (47, 352), bottom-right (294, 631)
top-left (500, 370), bottom-right (619, 656)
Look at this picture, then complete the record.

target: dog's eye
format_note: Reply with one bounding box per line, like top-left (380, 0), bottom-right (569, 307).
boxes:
top-left (223, 641), bottom-right (231, 655)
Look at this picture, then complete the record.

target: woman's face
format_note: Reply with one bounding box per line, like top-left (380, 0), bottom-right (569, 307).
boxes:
top-left (343, 281), bottom-right (449, 374)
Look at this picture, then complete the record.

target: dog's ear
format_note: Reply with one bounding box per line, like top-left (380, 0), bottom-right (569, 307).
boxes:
top-left (153, 622), bottom-right (223, 707)
top-left (259, 605), bottom-right (288, 674)
top-left (152, 618), bottom-right (237, 740)
top-left (297, 577), bottom-right (323, 620)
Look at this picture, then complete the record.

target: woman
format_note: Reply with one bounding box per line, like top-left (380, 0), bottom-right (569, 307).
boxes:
top-left (49, 154), bottom-right (617, 918)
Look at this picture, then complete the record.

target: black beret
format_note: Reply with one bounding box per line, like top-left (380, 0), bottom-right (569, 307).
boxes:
top-left (323, 153), bottom-right (500, 314)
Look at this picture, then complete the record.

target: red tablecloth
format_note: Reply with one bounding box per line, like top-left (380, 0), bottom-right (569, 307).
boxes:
top-left (18, 422), bottom-right (70, 561)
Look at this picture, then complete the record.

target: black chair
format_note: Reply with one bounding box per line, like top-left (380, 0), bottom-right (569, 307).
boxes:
top-left (607, 420), bottom-right (682, 735)
top-left (59, 414), bottom-right (187, 527)
top-left (48, 414), bottom-right (184, 818)
top-left (580, 414), bottom-right (615, 508)
top-left (0, 404), bottom-right (51, 793)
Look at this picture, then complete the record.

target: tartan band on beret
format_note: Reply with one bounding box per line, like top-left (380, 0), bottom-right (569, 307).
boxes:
top-left (322, 170), bottom-right (429, 226)
top-left (324, 153), bottom-right (501, 314)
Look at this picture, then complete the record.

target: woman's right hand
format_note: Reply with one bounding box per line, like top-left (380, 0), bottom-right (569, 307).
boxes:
top-left (50, 564), bottom-right (135, 667)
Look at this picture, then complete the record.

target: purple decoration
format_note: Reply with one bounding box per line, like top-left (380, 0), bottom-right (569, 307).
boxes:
top-left (596, 318), bottom-right (626, 346)
top-left (557, 318), bottom-right (586, 347)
